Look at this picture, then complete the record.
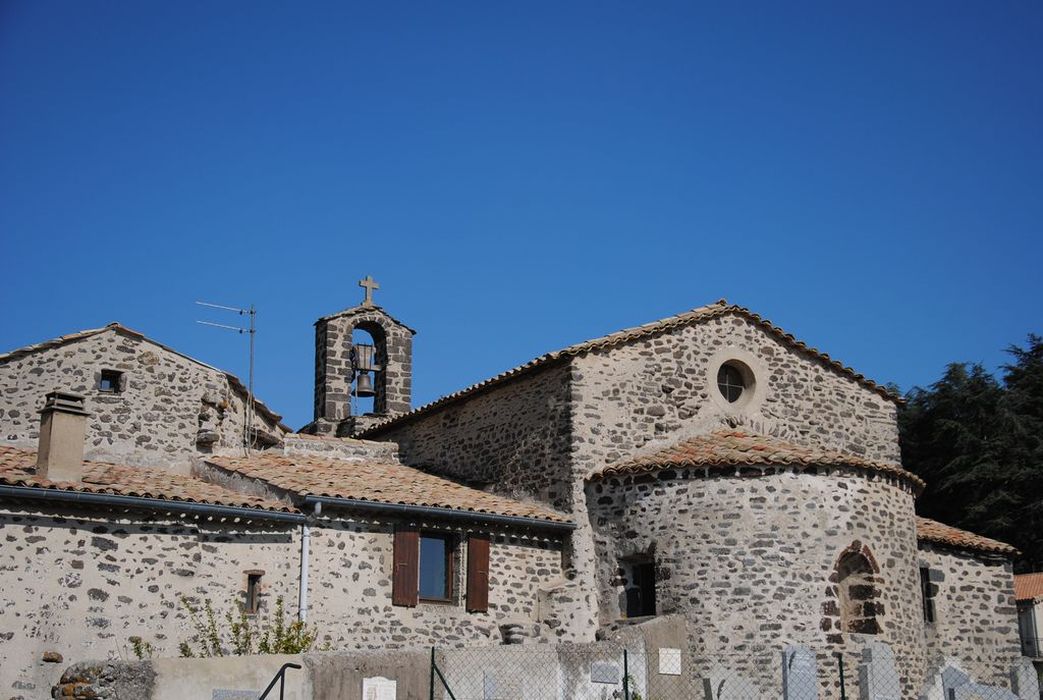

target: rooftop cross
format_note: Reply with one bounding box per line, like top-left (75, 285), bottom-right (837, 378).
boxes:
top-left (358, 275), bottom-right (380, 307)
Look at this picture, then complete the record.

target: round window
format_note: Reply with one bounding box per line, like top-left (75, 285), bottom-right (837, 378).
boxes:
top-left (716, 363), bottom-right (746, 403)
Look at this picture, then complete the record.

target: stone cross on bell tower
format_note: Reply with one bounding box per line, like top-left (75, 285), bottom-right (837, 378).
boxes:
top-left (358, 276), bottom-right (379, 307)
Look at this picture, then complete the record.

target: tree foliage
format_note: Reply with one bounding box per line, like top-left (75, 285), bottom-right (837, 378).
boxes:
top-left (898, 335), bottom-right (1043, 571)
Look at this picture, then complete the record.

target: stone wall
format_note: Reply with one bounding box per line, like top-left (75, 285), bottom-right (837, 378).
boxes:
top-left (375, 363), bottom-right (574, 511)
top-left (0, 501), bottom-right (568, 698)
top-left (0, 504), bottom-right (300, 699)
top-left (918, 543), bottom-right (1021, 682)
top-left (569, 312), bottom-right (901, 473)
top-left (307, 513), bottom-right (564, 648)
top-left (586, 467), bottom-right (928, 695)
top-left (0, 328), bottom-right (286, 474)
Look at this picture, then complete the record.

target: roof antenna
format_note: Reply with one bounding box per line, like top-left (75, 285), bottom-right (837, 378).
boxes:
top-left (195, 301), bottom-right (256, 454)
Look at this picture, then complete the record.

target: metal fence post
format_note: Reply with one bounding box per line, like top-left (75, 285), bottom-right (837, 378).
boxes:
top-left (836, 653), bottom-right (847, 700)
top-left (623, 648), bottom-right (630, 700)
top-left (430, 646), bottom-right (436, 700)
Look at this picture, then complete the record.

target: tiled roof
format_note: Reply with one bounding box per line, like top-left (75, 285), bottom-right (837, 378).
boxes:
top-left (1015, 573), bottom-right (1043, 601)
top-left (206, 452), bottom-right (570, 524)
top-left (0, 323), bottom-right (288, 430)
top-left (916, 516), bottom-right (1018, 557)
top-left (588, 429), bottom-right (925, 490)
top-left (360, 300), bottom-right (900, 437)
top-left (0, 445), bottom-right (294, 514)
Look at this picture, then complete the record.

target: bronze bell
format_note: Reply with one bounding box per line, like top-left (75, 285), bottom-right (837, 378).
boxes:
top-left (354, 372), bottom-right (376, 397)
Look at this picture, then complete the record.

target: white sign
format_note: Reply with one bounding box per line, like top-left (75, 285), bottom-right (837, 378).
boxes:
top-left (658, 648), bottom-right (681, 676)
top-left (363, 676), bottom-right (397, 700)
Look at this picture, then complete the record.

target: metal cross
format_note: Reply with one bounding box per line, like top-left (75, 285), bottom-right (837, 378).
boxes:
top-left (358, 275), bottom-right (380, 307)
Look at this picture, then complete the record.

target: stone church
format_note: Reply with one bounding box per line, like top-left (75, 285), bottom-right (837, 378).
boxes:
top-left (0, 283), bottom-right (1024, 697)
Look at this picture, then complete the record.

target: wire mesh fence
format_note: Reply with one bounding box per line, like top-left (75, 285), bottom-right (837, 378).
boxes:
top-left (426, 642), bottom-right (1035, 700)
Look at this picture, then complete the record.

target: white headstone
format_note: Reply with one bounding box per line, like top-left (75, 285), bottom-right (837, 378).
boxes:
top-left (859, 642), bottom-right (901, 700)
top-left (782, 645), bottom-right (819, 700)
top-left (483, 670), bottom-right (500, 700)
top-left (659, 648), bottom-right (682, 676)
top-left (1011, 658), bottom-right (1040, 700)
top-left (362, 676), bottom-right (397, 700)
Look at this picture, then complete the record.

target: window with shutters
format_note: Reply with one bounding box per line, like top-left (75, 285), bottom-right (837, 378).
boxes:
top-left (392, 526), bottom-right (491, 611)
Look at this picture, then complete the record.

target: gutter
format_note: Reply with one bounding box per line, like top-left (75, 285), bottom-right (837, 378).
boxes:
top-left (0, 485), bottom-right (305, 524)
top-left (301, 496), bottom-right (576, 533)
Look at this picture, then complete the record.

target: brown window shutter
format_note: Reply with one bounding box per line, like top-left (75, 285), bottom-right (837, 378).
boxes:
top-left (392, 526), bottom-right (419, 607)
top-left (467, 534), bottom-right (490, 613)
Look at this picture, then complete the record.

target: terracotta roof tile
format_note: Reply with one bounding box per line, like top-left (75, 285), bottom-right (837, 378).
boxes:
top-left (206, 452), bottom-right (570, 524)
top-left (361, 300), bottom-right (901, 437)
top-left (916, 516), bottom-right (1018, 557)
top-left (0, 445), bottom-right (293, 514)
top-left (589, 429), bottom-right (924, 491)
top-left (1015, 573), bottom-right (1043, 601)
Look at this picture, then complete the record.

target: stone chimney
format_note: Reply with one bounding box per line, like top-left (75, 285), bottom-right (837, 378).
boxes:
top-left (36, 391), bottom-right (89, 483)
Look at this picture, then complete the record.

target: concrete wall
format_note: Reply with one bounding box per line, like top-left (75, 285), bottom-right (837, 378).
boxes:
top-left (0, 504), bottom-right (300, 699)
top-left (919, 543), bottom-right (1022, 681)
top-left (587, 467), bottom-right (927, 694)
top-left (0, 328), bottom-right (286, 474)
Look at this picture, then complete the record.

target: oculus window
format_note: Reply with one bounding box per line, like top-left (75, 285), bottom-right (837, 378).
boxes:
top-left (717, 363), bottom-right (746, 403)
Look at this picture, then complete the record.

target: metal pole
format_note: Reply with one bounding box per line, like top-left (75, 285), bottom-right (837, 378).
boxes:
top-left (623, 648), bottom-right (630, 700)
top-left (247, 304), bottom-right (255, 454)
top-left (836, 653), bottom-right (847, 700)
top-left (430, 647), bottom-right (436, 700)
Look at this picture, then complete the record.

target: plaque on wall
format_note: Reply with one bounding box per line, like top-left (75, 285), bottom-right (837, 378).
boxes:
top-left (362, 676), bottom-right (397, 700)
top-left (658, 648), bottom-right (681, 676)
top-left (590, 661), bottom-right (621, 684)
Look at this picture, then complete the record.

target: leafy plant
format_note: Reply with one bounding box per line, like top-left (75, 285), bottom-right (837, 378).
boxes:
top-left (128, 636), bottom-right (154, 660)
top-left (178, 594), bottom-right (321, 657)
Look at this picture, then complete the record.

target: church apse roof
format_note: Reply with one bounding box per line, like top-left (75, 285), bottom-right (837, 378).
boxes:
top-left (0, 445), bottom-right (295, 516)
top-left (205, 452), bottom-right (571, 526)
top-left (359, 299), bottom-right (902, 438)
top-left (588, 429), bottom-right (925, 492)
top-left (916, 516), bottom-right (1018, 558)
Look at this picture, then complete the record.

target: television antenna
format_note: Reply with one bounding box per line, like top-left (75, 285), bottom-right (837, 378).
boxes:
top-left (195, 301), bottom-right (256, 453)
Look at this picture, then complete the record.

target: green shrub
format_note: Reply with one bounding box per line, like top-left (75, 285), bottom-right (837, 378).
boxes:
top-left (178, 594), bottom-right (320, 657)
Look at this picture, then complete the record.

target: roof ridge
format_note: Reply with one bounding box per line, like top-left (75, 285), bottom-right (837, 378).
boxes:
top-left (360, 300), bottom-right (900, 437)
top-left (0, 322), bottom-right (287, 428)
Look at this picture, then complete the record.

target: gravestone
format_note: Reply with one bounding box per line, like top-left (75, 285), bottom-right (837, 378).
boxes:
top-left (858, 641), bottom-right (901, 700)
top-left (483, 670), bottom-right (500, 700)
top-left (591, 661), bottom-right (621, 685)
top-left (212, 691), bottom-right (258, 700)
top-left (952, 682), bottom-right (1017, 700)
top-left (701, 669), bottom-right (761, 699)
top-left (1010, 658), bottom-right (1040, 700)
top-left (362, 675), bottom-right (397, 700)
top-left (782, 644), bottom-right (818, 700)
top-left (941, 666), bottom-right (972, 700)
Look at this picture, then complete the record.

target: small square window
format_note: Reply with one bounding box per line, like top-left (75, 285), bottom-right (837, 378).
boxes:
top-left (245, 571), bottom-right (263, 614)
top-left (419, 534), bottom-right (454, 602)
top-left (99, 370), bottom-right (123, 393)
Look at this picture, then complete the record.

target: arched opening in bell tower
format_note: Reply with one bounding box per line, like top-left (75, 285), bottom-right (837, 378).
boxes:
top-left (350, 322), bottom-right (388, 416)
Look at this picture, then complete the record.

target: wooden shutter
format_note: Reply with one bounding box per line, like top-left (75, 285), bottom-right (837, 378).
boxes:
top-left (466, 534), bottom-right (490, 613)
top-left (392, 526), bottom-right (419, 607)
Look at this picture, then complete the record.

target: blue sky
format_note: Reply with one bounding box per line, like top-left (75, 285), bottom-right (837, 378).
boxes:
top-left (1, 2), bottom-right (1040, 429)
